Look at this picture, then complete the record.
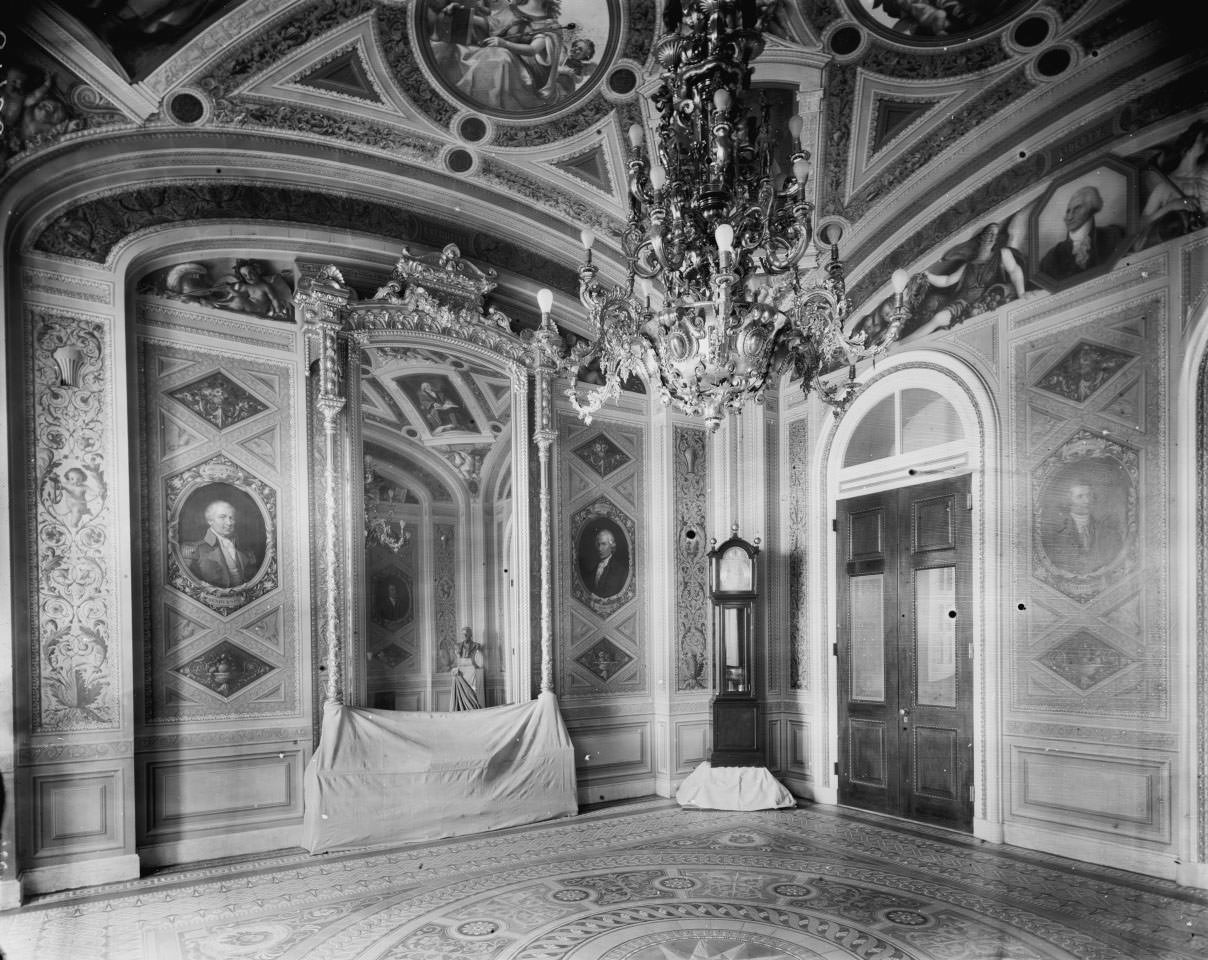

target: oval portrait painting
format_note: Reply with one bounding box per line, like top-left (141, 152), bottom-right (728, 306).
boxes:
top-left (174, 482), bottom-right (269, 590)
top-left (576, 515), bottom-right (631, 601)
top-left (1035, 457), bottom-right (1133, 578)
top-left (416, 0), bottom-right (620, 119)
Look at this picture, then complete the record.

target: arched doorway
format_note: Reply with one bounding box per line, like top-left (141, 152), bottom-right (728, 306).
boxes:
top-left (818, 356), bottom-right (1001, 836)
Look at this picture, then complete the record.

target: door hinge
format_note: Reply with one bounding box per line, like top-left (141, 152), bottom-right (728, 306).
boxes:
top-left (969, 784), bottom-right (975, 802)
top-left (965, 492), bottom-right (972, 510)
top-left (832, 517), bottom-right (838, 532)
top-left (832, 642), bottom-right (839, 657)
top-left (834, 761), bottom-right (840, 776)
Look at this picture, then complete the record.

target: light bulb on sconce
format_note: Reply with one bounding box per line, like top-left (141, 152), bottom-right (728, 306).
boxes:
top-left (536, 288), bottom-right (554, 317)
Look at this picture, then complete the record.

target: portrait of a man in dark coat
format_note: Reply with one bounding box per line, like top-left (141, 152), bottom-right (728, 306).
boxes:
top-left (577, 518), bottom-right (631, 601)
top-left (180, 499), bottom-right (260, 588)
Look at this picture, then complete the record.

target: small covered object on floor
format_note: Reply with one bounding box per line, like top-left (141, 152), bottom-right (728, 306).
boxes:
top-left (302, 690), bottom-right (577, 853)
top-left (675, 761), bottom-right (795, 811)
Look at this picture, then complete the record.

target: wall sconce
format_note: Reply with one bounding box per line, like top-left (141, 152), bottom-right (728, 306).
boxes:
top-left (52, 344), bottom-right (85, 388)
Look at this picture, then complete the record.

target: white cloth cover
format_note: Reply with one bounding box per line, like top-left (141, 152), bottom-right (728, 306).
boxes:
top-left (675, 762), bottom-right (796, 811)
top-left (302, 690), bottom-right (578, 853)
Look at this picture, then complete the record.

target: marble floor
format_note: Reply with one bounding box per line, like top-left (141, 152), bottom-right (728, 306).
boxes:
top-left (4, 797), bottom-right (1207, 960)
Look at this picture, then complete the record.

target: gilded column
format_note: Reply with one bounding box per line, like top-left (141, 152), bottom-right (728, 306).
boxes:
top-left (297, 268), bottom-right (352, 705)
top-left (530, 302), bottom-right (560, 695)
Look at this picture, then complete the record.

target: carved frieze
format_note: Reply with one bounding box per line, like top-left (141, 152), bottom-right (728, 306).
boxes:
top-left (139, 258), bottom-right (295, 321)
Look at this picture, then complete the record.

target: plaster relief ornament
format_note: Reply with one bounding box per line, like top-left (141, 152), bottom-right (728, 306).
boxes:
top-left (0, 63), bottom-right (86, 169)
top-left (147, 259), bottom-right (295, 320)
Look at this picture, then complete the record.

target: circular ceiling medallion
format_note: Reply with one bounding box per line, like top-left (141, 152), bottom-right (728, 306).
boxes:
top-left (844, 0), bottom-right (1039, 45)
top-left (413, 0), bottom-right (622, 122)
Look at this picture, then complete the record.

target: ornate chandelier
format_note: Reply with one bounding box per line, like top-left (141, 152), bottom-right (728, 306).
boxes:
top-left (536, 0), bottom-right (911, 431)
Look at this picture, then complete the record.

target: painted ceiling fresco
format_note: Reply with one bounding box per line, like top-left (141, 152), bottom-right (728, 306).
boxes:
top-left (2, 1), bottom-right (1199, 349)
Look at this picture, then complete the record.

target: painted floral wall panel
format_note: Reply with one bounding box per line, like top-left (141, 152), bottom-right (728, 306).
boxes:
top-left (673, 426), bottom-right (709, 692)
top-left (1010, 296), bottom-right (1167, 719)
top-left (140, 340), bottom-right (300, 722)
top-left (558, 414), bottom-right (645, 696)
top-left (30, 309), bottom-right (119, 733)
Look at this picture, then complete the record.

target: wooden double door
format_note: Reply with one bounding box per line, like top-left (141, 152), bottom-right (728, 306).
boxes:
top-left (836, 476), bottom-right (974, 830)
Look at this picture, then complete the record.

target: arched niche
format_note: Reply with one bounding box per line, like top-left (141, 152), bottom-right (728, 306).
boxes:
top-left (297, 244), bottom-right (556, 709)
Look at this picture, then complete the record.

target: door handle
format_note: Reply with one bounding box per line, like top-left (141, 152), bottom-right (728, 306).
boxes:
top-left (899, 709), bottom-right (910, 726)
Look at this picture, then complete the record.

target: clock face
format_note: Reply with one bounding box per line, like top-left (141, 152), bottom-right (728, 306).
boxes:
top-left (718, 546), bottom-right (752, 592)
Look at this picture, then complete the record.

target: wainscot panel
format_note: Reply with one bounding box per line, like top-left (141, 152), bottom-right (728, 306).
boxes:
top-left (1009, 744), bottom-right (1170, 843)
top-left (141, 747), bottom-right (304, 840)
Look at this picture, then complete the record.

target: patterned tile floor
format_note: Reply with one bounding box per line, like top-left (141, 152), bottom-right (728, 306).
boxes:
top-left (4, 798), bottom-right (1208, 960)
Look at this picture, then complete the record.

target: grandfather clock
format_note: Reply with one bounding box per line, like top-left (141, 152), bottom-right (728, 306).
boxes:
top-left (708, 529), bottom-right (763, 767)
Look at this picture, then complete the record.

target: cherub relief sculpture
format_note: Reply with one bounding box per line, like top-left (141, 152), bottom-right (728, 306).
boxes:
top-left (157, 259), bottom-right (294, 320)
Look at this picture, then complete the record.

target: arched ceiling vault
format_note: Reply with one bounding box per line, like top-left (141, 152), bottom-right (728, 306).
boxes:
top-left (1, 1), bottom-right (1199, 317)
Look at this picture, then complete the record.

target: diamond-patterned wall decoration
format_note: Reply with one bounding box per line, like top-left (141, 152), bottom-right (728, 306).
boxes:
top-left (141, 340), bottom-right (298, 724)
top-left (169, 371), bottom-right (270, 429)
top-left (1033, 341), bottom-right (1135, 405)
top-left (575, 637), bottom-right (633, 682)
top-left (573, 433), bottom-right (632, 478)
top-left (1038, 629), bottom-right (1132, 692)
top-left (174, 639), bottom-right (275, 698)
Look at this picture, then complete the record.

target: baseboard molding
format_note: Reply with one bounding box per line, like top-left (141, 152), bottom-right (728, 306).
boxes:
top-left (138, 824), bottom-right (304, 869)
top-left (576, 778), bottom-right (654, 807)
top-left (1175, 859), bottom-right (1208, 891)
top-left (1002, 820), bottom-right (1177, 881)
top-left (974, 817), bottom-right (1004, 844)
top-left (0, 878), bottom-right (21, 910)
top-left (783, 779), bottom-right (835, 805)
top-left (22, 852), bottom-right (141, 897)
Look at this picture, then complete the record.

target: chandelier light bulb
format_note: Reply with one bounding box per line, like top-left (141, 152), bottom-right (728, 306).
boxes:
top-left (715, 223), bottom-right (734, 255)
top-left (892, 268), bottom-right (911, 295)
top-left (649, 163), bottom-right (667, 191)
top-left (787, 114), bottom-right (803, 141)
top-left (627, 123), bottom-right (645, 148)
top-left (536, 288), bottom-right (554, 316)
top-left (580, 228), bottom-right (596, 251)
top-left (792, 158), bottom-right (810, 184)
top-left (713, 88), bottom-right (732, 112)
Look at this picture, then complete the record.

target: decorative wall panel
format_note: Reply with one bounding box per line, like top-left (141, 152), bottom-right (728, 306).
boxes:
top-left (1011, 297), bottom-right (1167, 719)
top-left (559, 415), bottom-right (645, 696)
top-left (140, 340), bottom-right (300, 722)
top-left (433, 521), bottom-right (458, 672)
top-left (28, 309), bottom-right (119, 733)
top-left (1009, 746), bottom-right (1169, 843)
top-left (673, 426), bottom-right (708, 691)
top-left (142, 750), bottom-right (303, 839)
top-left (33, 770), bottom-right (124, 857)
top-left (786, 418), bottom-right (809, 690)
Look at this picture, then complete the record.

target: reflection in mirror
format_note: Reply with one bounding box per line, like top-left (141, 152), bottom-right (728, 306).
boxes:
top-left (358, 345), bottom-right (517, 711)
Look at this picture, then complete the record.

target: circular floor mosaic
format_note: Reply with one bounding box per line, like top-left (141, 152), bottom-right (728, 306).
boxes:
top-left (299, 850), bottom-right (1117, 960)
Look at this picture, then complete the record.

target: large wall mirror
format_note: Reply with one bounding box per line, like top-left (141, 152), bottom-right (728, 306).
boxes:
top-left (298, 247), bottom-right (543, 712)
